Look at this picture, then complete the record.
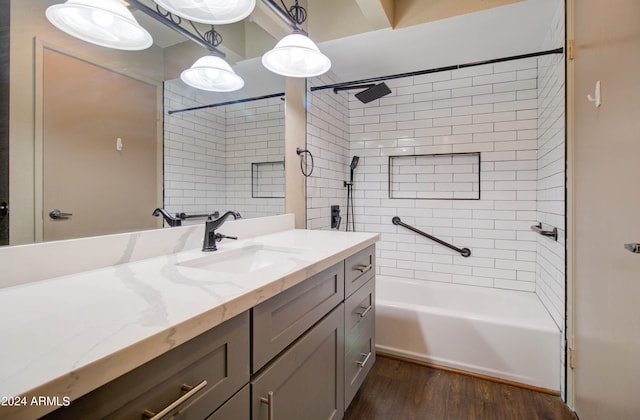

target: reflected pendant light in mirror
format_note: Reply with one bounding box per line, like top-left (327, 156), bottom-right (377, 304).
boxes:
top-left (152, 0), bottom-right (256, 24)
top-left (181, 55), bottom-right (245, 92)
top-left (45, 0), bottom-right (153, 51)
top-left (262, 33), bottom-right (331, 78)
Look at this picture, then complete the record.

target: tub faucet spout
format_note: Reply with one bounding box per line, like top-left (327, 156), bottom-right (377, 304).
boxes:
top-left (202, 211), bottom-right (242, 252)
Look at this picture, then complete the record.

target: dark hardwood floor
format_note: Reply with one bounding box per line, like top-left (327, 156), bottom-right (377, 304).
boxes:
top-left (344, 355), bottom-right (576, 420)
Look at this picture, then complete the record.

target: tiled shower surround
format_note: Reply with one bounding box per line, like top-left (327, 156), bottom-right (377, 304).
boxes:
top-left (164, 82), bottom-right (285, 221)
top-left (307, 46), bottom-right (565, 319)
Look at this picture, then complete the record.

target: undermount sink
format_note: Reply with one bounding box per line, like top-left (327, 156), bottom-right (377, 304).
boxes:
top-left (177, 244), bottom-right (307, 274)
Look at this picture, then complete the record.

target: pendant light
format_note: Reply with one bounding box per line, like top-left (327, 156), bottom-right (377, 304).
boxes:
top-left (262, 32), bottom-right (331, 78)
top-left (152, 0), bottom-right (256, 24)
top-left (261, 1), bottom-right (331, 78)
top-left (181, 55), bottom-right (244, 92)
top-left (45, 0), bottom-right (153, 51)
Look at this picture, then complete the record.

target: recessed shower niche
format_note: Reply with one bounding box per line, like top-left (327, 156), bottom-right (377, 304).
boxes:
top-left (388, 152), bottom-right (481, 200)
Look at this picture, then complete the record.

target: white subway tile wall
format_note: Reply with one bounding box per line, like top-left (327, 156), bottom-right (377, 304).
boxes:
top-left (307, 73), bottom-right (350, 230)
top-left (343, 57), bottom-right (541, 293)
top-left (164, 82), bottom-right (285, 222)
top-left (537, 1), bottom-right (566, 399)
top-left (225, 98), bottom-right (285, 218)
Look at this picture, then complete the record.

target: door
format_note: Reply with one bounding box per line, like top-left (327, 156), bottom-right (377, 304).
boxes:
top-left (571, 0), bottom-right (640, 418)
top-left (42, 48), bottom-right (160, 241)
top-left (0, 0), bottom-right (9, 246)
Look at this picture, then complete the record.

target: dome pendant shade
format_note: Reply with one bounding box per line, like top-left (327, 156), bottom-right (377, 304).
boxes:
top-left (180, 55), bottom-right (245, 92)
top-left (45, 0), bottom-right (153, 51)
top-left (262, 33), bottom-right (331, 78)
top-left (152, 0), bottom-right (256, 24)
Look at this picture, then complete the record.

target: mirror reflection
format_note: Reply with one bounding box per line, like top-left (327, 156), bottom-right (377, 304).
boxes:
top-left (4, 0), bottom-right (286, 246)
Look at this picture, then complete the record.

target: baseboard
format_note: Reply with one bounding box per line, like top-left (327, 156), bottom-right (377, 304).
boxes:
top-left (376, 351), bottom-right (561, 397)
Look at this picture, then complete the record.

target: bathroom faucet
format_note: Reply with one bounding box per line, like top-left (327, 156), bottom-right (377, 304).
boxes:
top-left (152, 208), bottom-right (181, 227)
top-left (202, 211), bottom-right (242, 252)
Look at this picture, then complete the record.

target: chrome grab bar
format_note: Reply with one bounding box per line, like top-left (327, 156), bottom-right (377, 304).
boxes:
top-left (530, 222), bottom-right (558, 241)
top-left (392, 216), bottom-right (471, 258)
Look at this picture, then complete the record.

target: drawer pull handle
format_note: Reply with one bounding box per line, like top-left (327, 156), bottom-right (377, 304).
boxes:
top-left (260, 391), bottom-right (274, 420)
top-left (355, 263), bottom-right (372, 273)
top-left (357, 351), bottom-right (372, 368)
top-left (358, 304), bottom-right (373, 318)
top-left (143, 380), bottom-right (208, 420)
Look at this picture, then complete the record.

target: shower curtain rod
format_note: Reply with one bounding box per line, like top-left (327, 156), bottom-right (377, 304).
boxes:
top-left (168, 92), bottom-right (285, 115)
top-left (310, 47), bottom-right (564, 92)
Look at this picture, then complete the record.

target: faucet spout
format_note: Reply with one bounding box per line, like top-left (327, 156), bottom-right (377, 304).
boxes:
top-left (152, 208), bottom-right (181, 227)
top-left (202, 211), bottom-right (242, 252)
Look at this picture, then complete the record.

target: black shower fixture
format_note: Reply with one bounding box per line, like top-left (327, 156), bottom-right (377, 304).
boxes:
top-left (350, 155), bottom-right (360, 181)
top-left (332, 82), bottom-right (392, 104)
top-left (355, 82), bottom-right (392, 103)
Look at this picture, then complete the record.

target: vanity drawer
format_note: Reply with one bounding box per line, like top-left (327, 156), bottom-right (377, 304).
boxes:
top-left (345, 278), bottom-right (375, 338)
top-left (344, 245), bottom-right (375, 297)
top-left (344, 321), bottom-right (375, 408)
top-left (43, 312), bottom-right (250, 420)
top-left (252, 261), bottom-right (344, 373)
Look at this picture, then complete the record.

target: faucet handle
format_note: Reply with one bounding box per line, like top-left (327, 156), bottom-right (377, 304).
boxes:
top-left (215, 233), bottom-right (238, 242)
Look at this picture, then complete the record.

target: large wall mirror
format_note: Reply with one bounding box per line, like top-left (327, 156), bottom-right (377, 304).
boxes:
top-left (3, 0), bottom-right (287, 246)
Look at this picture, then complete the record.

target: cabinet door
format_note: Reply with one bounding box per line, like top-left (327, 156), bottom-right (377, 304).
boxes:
top-left (344, 279), bottom-right (376, 408)
top-left (206, 385), bottom-right (249, 420)
top-left (252, 304), bottom-right (345, 420)
top-left (252, 262), bottom-right (344, 373)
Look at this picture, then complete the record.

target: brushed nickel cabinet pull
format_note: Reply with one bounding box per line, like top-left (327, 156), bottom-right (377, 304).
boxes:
top-left (358, 304), bottom-right (373, 318)
top-left (143, 380), bottom-right (208, 420)
top-left (357, 351), bottom-right (372, 368)
top-left (356, 263), bottom-right (372, 273)
top-left (260, 391), bottom-right (274, 420)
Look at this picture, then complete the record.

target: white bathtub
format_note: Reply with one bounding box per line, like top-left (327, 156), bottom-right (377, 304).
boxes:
top-left (375, 275), bottom-right (561, 391)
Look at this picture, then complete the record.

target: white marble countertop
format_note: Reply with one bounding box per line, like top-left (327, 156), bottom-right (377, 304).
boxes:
top-left (0, 228), bottom-right (378, 419)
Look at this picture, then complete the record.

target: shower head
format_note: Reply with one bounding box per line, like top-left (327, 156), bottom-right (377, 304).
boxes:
top-left (355, 82), bottom-right (392, 104)
top-left (350, 156), bottom-right (360, 171)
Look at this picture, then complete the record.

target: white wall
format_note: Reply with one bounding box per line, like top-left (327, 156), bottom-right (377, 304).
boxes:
top-left (163, 82), bottom-right (285, 222)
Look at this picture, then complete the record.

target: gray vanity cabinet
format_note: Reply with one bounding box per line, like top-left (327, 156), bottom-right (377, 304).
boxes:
top-left (344, 245), bottom-right (376, 407)
top-left (344, 277), bottom-right (375, 407)
top-left (40, 244), bottom-right (376, 420)
top-left (252, 261), bottom-right (344, 373)
top-left (251, 304), bottom-right (345, 420)
top-left (42, 312), bottom-right (250, 420)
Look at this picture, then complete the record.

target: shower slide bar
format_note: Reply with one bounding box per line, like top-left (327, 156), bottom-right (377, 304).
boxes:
top-left (392, 217), bottom-right (471, 258)
top-left (530, 223), bottom-right (558, 241)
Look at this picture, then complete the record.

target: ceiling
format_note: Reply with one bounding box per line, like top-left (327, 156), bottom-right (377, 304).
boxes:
top-left (137, 0), bottom-right (561, 99)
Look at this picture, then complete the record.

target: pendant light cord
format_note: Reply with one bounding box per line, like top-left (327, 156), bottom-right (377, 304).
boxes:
top-left (281, 0), bottom-right (307, 24)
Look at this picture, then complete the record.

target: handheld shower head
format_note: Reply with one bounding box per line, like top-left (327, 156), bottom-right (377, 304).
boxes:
top-left (350, 156), bottom-right (360, 171)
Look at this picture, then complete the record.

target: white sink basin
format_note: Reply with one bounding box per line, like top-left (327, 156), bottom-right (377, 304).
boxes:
top-left (177, 245), bottom-right (306, 274)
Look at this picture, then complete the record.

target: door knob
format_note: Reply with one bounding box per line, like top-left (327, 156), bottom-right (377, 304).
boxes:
top-left (0, 202), bottom-right (7, 216)
top-left (49, 209), bottom-right (73, 220)
top-left (624, 243), bottom-right (640, 254)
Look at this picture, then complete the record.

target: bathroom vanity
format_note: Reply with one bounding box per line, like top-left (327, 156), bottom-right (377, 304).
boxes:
top-left (0, 221), bottom-right (377, 420)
